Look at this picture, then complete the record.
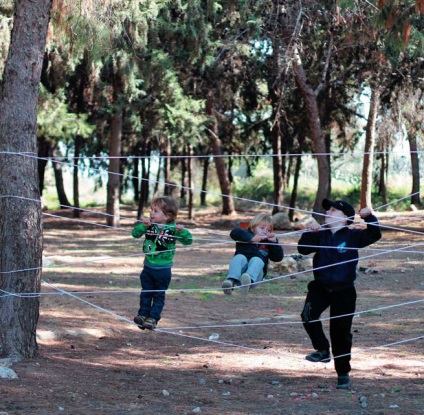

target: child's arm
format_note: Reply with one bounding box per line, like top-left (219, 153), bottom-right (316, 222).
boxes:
top-left (230, 227), bottom-right (253, 242)
top-left (175, 225), bottom-right (193, 245)
top-left (307, 218), bottom-right (321, 232)
top-left (358, 207), bottom-right (382, 246)
top-left (298, 228), bottom-right (320, 255)
top-left (131, 218), bottom-right (150, 238)
top-left (251, 234), bottom-right (265, 242)
top-left (268, 238), bottom-right (284, 262)
top-left (359, 207), bottom-right (373, 219)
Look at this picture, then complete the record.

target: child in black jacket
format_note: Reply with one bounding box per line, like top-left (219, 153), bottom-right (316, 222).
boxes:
top-left (298, 199), bottom-right (381, 390)
top-left (222, 213), bottom-right (284, 295)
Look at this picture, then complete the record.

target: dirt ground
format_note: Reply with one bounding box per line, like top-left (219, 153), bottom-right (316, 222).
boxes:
top-left (1, 207), bottom-right (423, 415)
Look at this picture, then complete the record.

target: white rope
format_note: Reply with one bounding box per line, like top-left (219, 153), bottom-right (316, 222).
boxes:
top-left (1, 151), bottom-right (422, 363)
top-left (1, 238), bottom-right (422, 297)
top-left (1, 151), bottom-right (421, 219)
top-left (159, 299), bottom-right (424, 331)
top-left (39, 280), bottom-right (424, 363)
top-left (2, 150), bottom-right (421, 159)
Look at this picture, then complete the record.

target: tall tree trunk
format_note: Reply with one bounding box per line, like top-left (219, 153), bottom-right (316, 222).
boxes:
top-left (291, 50), bottom-right (330, 218)
top-left (71, 53), bottom-right (90, 219)
top-left (137, 158), bottom-right (146, 221)
top-left (378, 154), bottom-right (388, 206)
top-left (289, 137), bottom-right (304, 221)
top-left (408, 134), bottom-right (421, 206)
top-left (271, 128), bottom-right (284, 214)
top-left (206, 93), bottom-right (234, 215)
top-left (137, 144), bottom-right (149, 220)
top-left (73, 135), bottom-right (81, 218)
top-left (163, 139), bottom-right (171, 196)
top-left (106, 58), bottom-right (124, 227)
top-left (324, 132), bottom-right (332, 197)
top-left (154, 156), bottom-right (161, 196)
top-left (180, 158), bottom-right (187, 203)
top-left (0, 0), bottom-right (52, 360)
top-left (289, 154), bottom-right (302, 221)
top-left (270, 33), bottom-right (284, 215)
top-left (52, 146), bottom-right (71, 208)
top-left (106, 110), bottom-right (123, 227)
top-left (187, 145), bottom-right (193, 220)
top-left (132, 156), bottom-right (140, 203)
top-left (37, 135), bottom-right (51, 195)
top-left (361, 87), bottom-right (380, 208)
top-left (200, 157), bottom-right (209, 207)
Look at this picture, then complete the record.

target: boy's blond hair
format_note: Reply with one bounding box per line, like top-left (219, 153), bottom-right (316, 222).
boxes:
top-left (248, 213), bottom-right (273, 232)
top-left (151, 196), bottom-right (179, 222)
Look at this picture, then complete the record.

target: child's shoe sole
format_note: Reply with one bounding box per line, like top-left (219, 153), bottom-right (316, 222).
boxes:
top-left (240, 273), bottom-right (251, 295)
top-left (143, 317), bottom-right (157, 330)
top-left (336, 375), bottom-right (351, 389)
top-left (221, 280), bottom-right (234, 295)
top-left (134, 315), bottom-right (146, 330)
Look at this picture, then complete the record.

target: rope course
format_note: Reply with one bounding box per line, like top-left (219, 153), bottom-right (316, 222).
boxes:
top-left (0, 151), bottom-right (423, 361)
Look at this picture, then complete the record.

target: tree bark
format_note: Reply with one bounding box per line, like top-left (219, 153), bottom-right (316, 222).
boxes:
top-left (378, 154), bottom-right (388, 206)
top-left (408, 133), bottom-right (421, 206)
top-left (154, 156), bottom-right (161, 196)
top-left (200, 157), bottom-right (209, 207)
top-left (70, 55), bottom-right (90, 219)
top-left (292, 49), bottom-right (330, 218)
top-left (132, 156), bottom-right (140, 203)
top-left (106, 110), bottom-right (122, 227)
top-left (180, 157), bottom-right (187, 203)
top-left (289, 137), bottom-right (304, 221)
top-left (187, 145), bottom-right (193, 220)
top-left (206, 93), bottom-right (234, 215)
top-left (163, 138), bottom-right (171, 196)
top-left (360, 87), bottom-right (380, 208)
top-left (37, 135), bottom-right (51, 195)
top-left (52, 146), bottom-right (71, 208)
top-left (269, 30), bottom-right (284, 215)
top-left (137, 143), bottom-right (149, 220)
top-left (0, 0), bottom-right (52, 360)
top-left (73, 135), bottom-right (82, 218)
top-left (289, 153), bottom-right (302, 221)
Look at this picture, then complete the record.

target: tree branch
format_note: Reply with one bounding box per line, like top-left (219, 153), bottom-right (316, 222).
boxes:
top-left (315, 32), bottom-right (334, 97)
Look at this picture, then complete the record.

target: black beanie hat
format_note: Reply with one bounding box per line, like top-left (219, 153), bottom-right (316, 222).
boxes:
top-left (322, 199), bottom-right (355, 225)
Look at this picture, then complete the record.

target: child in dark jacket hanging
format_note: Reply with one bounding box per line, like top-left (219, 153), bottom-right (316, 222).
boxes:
top-left (132, 196), bottom-right (193, 330)
top-left (221, 213), bottom-right (284, 295)
top-left (298, 198), bottom-right (381, 390)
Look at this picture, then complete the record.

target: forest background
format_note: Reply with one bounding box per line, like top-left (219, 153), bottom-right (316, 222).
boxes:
top-left (0, 0), bottom-right (423, 361)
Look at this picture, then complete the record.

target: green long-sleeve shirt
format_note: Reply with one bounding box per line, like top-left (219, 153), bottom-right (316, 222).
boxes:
top-left (132, 222), bottom-right (193, 268)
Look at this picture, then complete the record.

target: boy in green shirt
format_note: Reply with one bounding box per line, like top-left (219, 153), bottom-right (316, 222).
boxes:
top-left (133, 196), bottom-right (193, 330)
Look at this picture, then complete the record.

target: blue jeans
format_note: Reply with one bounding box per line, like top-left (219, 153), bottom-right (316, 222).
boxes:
top-left (227, 254), bottom-right (264, 284)
top-left (138, 265), bottom-right (172, 321)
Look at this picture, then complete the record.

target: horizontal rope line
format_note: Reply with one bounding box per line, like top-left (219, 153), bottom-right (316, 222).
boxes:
top-left (40, 280), bottom-right (424, 363)
top-left (1, 150), bottom-right (421, 159)
top-left (1, 240), bottom-right (422, 296)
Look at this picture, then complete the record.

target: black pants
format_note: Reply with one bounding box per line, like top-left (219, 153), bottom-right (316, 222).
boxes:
top-left (301, 280), bottom-right (357, 375)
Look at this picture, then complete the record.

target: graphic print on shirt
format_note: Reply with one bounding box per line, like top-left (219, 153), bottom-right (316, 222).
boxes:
top-left (144, 226), bottom-right (175, 260)
top-left (337, 241), bottom-right (347, 254)
top-left (156, 229), bottom-right (176, 251)
top-left (258, 243), bottom-right (269, 257)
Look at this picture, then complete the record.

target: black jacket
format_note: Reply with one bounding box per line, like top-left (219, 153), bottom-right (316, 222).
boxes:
top-left (297, 215), bottom-right (382, 289)
top-left (230, 227), bottom-right (284, 276)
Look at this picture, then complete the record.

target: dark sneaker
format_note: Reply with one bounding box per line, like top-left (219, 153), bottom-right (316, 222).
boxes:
top-left (143, 317), bottom-right (157, 330)
top-left (305, 350), bottom-right (331, 363)
top-left (222, 279), bottom-right (234, 295)
top-left (134, 315), bottom-right (147, 330)
top-left (240, 273), bottom-right (251, 295)
top-left (336, 374), bottom-right (351, 390)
